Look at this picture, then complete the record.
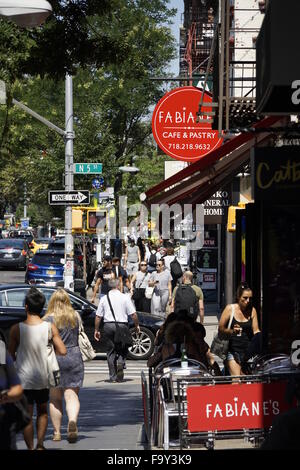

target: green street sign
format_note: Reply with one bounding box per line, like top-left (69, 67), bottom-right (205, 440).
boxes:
top-left (74, 163), bottom-right (102, 174)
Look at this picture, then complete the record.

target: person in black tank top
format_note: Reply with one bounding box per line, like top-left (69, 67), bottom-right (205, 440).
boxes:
top-left (218, 282), bottom-right (261, 376)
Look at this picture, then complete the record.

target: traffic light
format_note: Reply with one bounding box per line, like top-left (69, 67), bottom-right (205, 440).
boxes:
top-left (227, 203), bottom-right (246, 232)
top-left (87, 210), bottom-right (107, 231)
top-left (72, 210), bottom-right (83, 230)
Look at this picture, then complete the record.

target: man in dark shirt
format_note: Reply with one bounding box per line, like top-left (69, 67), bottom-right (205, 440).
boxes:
top-left (91, 256), bottom-right (115, 302)
top-left (112, 257), bottom-right (130, 293)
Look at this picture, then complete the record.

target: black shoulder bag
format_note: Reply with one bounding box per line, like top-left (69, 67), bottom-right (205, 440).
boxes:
top-left (107, 293), bottom-right (133, 348)
top-left (132, 273), bottom-right (147, 302)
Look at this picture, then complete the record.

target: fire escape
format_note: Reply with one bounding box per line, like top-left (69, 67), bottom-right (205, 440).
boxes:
top-left (194, 0), bottom-right (268, 136)
top-left (180, 0), bottom-right (217, 88)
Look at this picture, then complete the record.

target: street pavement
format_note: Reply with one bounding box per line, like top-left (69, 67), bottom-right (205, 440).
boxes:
top-left (16, 377), bottom-right (147, 450)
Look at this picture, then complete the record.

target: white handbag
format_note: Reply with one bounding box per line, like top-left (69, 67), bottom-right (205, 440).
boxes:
top-left (77, 314), bottom-right (96, 362)
top-left (145, 286), bottom-right (154, 299)
top-left (47, 322), bottom-right (60, 388)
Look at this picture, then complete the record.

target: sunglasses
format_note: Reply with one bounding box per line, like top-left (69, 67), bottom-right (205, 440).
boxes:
top-left (156, 263), bottom-right (163, 266)
top-left (140, 264), bottom-right (147, 266)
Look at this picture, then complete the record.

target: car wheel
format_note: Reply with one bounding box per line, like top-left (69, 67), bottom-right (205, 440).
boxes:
top-left (127, 326), bottom-right (155, 360)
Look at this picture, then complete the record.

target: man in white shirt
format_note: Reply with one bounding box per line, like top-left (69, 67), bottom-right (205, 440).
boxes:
top-left (94, 279), bottom-right (140, 382)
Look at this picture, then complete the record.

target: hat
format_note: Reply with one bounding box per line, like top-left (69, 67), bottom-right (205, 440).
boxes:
top-left (102, 255), bottom-right (112, 262)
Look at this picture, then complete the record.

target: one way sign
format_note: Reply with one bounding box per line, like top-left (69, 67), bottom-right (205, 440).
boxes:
top-left (48, 190), bottom-right (90, 205)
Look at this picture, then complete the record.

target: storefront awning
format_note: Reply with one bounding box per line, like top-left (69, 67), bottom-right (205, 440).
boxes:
top-left (144, 116), bottom-right (286, 207)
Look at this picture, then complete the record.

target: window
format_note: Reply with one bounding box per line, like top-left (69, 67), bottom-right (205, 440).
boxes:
top-left (32, 253), bottom-right (64, 266)
top-left (6, 289), bottom-right (29, 307)
top-left (0, 239), bottom-right (24, 249)
top-left (68, 294), bottom-right (84, 312)
top-left (41, 289), bottom-right (57, 307)
top-left (0, 291), bottom-right (6, 307)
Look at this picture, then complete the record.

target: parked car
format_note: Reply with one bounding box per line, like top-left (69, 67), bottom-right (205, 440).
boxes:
top-left (47, 238), bottom-right (84, 278)
top-left (29, 237), bottom-right (52, 255)
top-left (25, 249), bottom-right (86, 297)
top-left (0, 238), bottom-right (30, 270)
top-left (0, 284), bottom-right (162, 360)
top-left (47, 237), bottom-right (96, 287)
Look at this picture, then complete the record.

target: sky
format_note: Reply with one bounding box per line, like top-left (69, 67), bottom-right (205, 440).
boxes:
top-left (168, 0), bottom-right (184, 76)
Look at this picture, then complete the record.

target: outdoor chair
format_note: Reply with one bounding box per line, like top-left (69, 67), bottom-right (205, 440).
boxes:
top-left (155, 360), bottom-right (211, 450)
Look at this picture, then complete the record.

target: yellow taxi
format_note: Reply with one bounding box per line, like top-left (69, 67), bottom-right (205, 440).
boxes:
top-left (29, 237), bottom-right (52, 254)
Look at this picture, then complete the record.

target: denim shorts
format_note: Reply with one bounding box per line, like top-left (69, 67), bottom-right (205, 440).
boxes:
top-left (227, 352), bottom-right (234, 361)
top-left (227, 351), bottom-right (244, 364)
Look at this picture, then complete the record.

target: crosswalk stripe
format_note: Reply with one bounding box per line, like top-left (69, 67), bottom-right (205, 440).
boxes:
top-left (85, 366), bottom-right (148, 372)
top-left (84, 360), bottom-right (148, 377)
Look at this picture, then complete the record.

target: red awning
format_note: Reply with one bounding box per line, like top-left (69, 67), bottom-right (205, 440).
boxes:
top-left (144, 116), bottom-right (286, 207)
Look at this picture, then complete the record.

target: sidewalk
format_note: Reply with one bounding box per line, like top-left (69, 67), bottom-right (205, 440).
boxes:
top-left (16, 379), bottom-right (146, 450)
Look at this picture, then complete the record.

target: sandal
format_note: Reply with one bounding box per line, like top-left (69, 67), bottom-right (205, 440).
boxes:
top-left (67, 421), bottom-right (78, 443)
top-left (35, 444), bottom-right (46, 450)
top-left (52, 432), bottom-right (61, 441)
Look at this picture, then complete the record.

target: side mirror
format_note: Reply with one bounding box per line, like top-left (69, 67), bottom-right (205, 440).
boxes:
top-left (81, 304), bottom-right (93, 316)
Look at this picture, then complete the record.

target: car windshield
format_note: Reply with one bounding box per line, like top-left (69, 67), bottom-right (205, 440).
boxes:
top-left (0, 239), bottom-right (24, 249)
top-left (48, 242), bottom-right (64, 249)
top-left (32, 253), bottom-right (63, 266)
top-left (35, 239), bottom-right (51, 244)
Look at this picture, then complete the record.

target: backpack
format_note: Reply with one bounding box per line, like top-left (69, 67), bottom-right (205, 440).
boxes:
top-left (170, 257), bottom-right (183, 280)
top-left (148, 252), bottom-right (157, 267)
top-left (174, 284), bottom-right (199, 320)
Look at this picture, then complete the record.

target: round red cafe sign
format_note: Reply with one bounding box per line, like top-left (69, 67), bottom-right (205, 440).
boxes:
top-left (152, 86), bottom-right (223, 162)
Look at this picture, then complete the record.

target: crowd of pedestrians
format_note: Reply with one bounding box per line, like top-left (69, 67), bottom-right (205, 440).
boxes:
top-left (0, 236), bottom-right (274, 450)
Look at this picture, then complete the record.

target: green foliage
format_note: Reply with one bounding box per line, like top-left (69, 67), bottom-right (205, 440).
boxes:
top-left (0, 0), bottom-right (177, 224)
top-left (15, 202), bottom-right (57, 227)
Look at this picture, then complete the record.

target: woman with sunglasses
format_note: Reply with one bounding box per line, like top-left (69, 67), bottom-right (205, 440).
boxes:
top-left (130, 262), bottom-right (151, 313)
top-left (218, 282), bottom-right (260, 376)
top-left (148, 259), bottom-right (172, 317)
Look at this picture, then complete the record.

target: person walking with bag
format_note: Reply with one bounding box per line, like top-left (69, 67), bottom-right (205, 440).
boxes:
top-left (43, 288), bottom-right (85, 444)
top-left (149, 259), bottom-right (173, 318)
top-left (171, 271), bottom-right (205, 324)
top-left (8, 287), bottom-right (66, 450)
top-left (94, 279), bottom-right (140, 382)
top-left (130, 261), bottom-right (151, 313)
top-left (162, 242), bottom-right (183, 290)
top-left (0, 333), bottom-right (24, 450)
top-left (146, 243), bottom-right (160, 274)
top-left (218, 282), bottom-right (260, 376)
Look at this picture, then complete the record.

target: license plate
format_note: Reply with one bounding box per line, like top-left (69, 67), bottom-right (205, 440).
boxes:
top-left (47, 270), bottom-right (56, 275)
top-left (4, 253), bottom-right (13, 258)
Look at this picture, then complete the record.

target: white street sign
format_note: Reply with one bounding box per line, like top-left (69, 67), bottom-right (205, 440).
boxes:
top-left (48, 190), bottom-right (90, 206)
